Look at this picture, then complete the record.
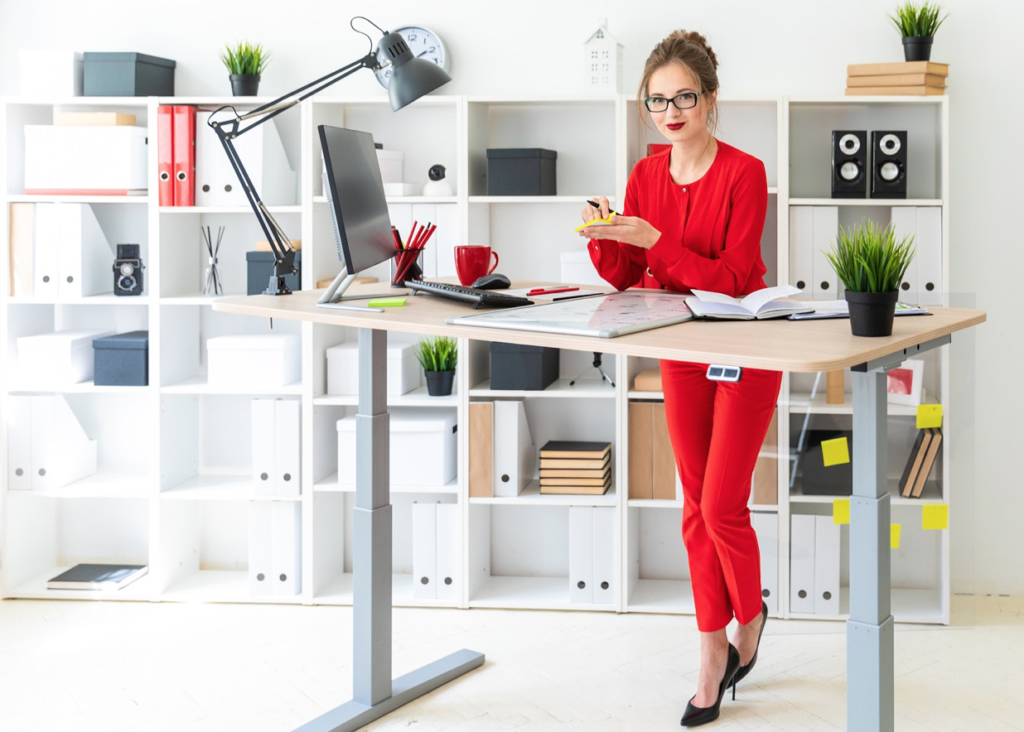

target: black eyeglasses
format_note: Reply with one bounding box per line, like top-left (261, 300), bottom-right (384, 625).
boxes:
top-left (644, 92), bottom-right (700, 113)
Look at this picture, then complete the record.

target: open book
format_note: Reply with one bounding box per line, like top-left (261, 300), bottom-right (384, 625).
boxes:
top-left (685, 285), bottom-right (814, 320)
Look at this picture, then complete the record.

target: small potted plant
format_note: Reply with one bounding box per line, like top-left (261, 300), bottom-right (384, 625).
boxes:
top-left (890, 2), bottom-right (949, 62)
top-left (415, 336), bottom-right (458, 396)
top-left (220, 41), bottom-right (270, 96)
top-left (825, 219), bottom-right (916, 337)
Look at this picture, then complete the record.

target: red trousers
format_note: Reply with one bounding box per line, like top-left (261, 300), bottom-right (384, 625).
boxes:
top-left (660, 360), bottom-right (782, 632)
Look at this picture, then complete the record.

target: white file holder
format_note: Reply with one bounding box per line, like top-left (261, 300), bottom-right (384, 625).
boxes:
top-left (56, 203), bottom-right (114, 299)
top-left (18, 329), bottom-right (114, 386)
top-left (207, 334), bottom-right (300, 388)
top-left (30, 394), bottom-right (97, 490)
top-left (789, 207), bottom-right (813, 295)
top-left (751, 512), bottom-right (779, 613)
top-left (24, 125), bottom-right (148, 194)
top-left (251, 399), bottom-right (276, 496)
top-left (891, 207), bottom-right (919, 304)
top-left (274, 400), bottom-right (301, 496)
top-left (814, 515), bottom-right (841, 615)
top-left (271, 502), bottom-right (302, 596)
top-left (412, 501), bottom-right (438, 600)
top-left (248, 501), bottom-right (273, 596)
top-left (196, 112), bottom-right (296, 206)
top-left (33, 204), bottom-right (61, 299)
top-left (569, 506), bottom-right (594, 604)
top-left (592, 506), bottom-right (616, 605)
top-left (493, 400), bottom-right (535, 497)
top-left (7, 397), bottom-right (33, 491)
top-left (790, 514), bottom-right (816, 614)
top-left (435, 503), bottom-right (460, 601)
top-left (811, 207), bottom-right (839, 300)
top-left (892, 206), bottom-right (943, 307)
top-left (337, 408), bottom-right (457, 487)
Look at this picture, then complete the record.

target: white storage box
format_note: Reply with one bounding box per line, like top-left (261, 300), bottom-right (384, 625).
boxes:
top-left (325, 342), bottom-right (420, 396)
top-left (20, 50), bottom-right (83, 98)
top-left (560, 249), bottom-right (607, 286)
top-left (375, 149), bottom-right (403, 184)
top-left (208, 334), bottom-right (300, 387)
top-left (24, 125), bottom-right (148, 195)
top-left (337, 408), bottom-right (457, 486)
top-left (17, 330), bottom-right (115, 385)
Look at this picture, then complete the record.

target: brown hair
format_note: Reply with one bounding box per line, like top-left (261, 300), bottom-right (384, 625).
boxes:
top-left (637, 30), bottom-right (720, 137)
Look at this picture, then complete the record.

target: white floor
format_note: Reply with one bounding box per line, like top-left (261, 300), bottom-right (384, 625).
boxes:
top-left (0, 595), bottom-right (1021, 732)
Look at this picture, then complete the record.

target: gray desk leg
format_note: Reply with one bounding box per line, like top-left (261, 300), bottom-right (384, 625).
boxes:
top-left (848, 368), bottom-right (894, 732)
top-left (295, 328), bottom-right (484, 732)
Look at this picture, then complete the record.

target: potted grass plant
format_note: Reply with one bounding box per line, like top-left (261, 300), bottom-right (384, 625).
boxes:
top-left (890, 2), bottom-right (949, 62)
top-left (415, 336), bottom-right (458, 396)
top-left (220, 41), bottom-right (270, 96)
top-left (825, 220), bottom-right (916, 337)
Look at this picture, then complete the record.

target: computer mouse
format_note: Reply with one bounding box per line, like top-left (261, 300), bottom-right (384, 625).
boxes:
top-left (472, 273), bottom-right (511, 290)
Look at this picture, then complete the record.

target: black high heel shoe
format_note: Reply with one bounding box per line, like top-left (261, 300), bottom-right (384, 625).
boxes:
top-left (680, 643), bottom-right (741, 727)
top-left (730, 600), bottom-right (769, 699)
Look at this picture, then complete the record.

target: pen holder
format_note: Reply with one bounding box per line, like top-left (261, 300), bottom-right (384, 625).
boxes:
top-left (391, 247), bottom-right (425, 287)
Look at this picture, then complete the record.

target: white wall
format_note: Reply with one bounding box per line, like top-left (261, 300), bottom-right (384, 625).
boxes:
top-left (2, 0), bottom-right (1020, 596)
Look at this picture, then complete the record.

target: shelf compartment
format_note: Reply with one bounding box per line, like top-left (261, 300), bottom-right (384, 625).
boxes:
top-left (470, 377), bottom-right (615, 398)
top-left (160, 375), bottom-right (302, 395)
top-left (468, 576), bottom-right (614, 611)
top-left (5, 565), bottom-right (154, 601)
top-left (786, 391), bottom-right (922, 416)
top-left (160, 293), bottom-right (246, 306)
top-left (159, 205), bottom-right (301, 215)
top-left (789, 198), bottom-right (942, 207)
top-left (313, 385), bottom-right (458, 407)
top-left (789, 477), bottom-right (944, 505)
top-left (311, 573), bottom-right (459, 608)
top-left (470, 480), bottom-right (616, 507)
top-left (5, 194), bottom-right (149, 204)
top-left (160, 570), bottom-right (303, 605)
top-left (626, 579), bottom-right (696, 615)
top-left (6, 295), bottom-right (150, 306)
top-left (10, 472), bottom-right (150, 499)
top-left (161, 474), bottom-right (301, 502)
top-left (313, 472), bottom-right (459, 495)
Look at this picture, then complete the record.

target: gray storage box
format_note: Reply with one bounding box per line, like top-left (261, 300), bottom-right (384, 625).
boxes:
top-left (801, 430), bottom-right (852, 496)
top-left (93, 331), bottom-right (149, 386)
top-left (83, 52), bottom-right (175, 96)
top-left (486, 148), bottom-right (557, 196)
top-left (247, 251), bottom-right (302, 295)
top-left (489, 342), bottom-right (559, 390)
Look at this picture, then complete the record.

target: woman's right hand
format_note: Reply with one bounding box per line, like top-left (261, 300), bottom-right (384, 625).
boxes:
top-left (581, 196), bottom-right (612, 225)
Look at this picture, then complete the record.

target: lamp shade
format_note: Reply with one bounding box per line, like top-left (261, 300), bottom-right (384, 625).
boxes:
top-left (377, 31), bottom-right (452, 111)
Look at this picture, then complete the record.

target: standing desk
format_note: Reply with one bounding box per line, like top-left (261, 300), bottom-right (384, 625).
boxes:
top-left (214, 282), bottom-right (985, 732)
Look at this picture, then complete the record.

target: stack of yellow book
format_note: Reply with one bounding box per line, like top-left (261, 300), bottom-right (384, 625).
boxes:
top-left (846, 61), bottom-right (948, 96)
top-left (539, 441), bottom-right (611, 495)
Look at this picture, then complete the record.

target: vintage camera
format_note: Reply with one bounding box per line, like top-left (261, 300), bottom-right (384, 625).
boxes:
top-left (113, 244), bottom-right (144, 296)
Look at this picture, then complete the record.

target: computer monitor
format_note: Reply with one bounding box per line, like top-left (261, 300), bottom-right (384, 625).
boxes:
top-left (316, 125), bottom-right (398, 306)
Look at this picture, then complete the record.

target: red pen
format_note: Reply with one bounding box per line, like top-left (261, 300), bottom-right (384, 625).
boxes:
top-left (528, 286), bottom-right (580, 296)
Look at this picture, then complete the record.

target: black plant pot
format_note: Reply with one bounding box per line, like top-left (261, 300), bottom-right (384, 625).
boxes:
top-left (902, 36), bottom-right (934, 62)
top-left (845, 290), bottom-right (899, 337)
top-left (230, 74), bottom-right (261, 96)
top-left (425, 370), bottom-right (455, 396)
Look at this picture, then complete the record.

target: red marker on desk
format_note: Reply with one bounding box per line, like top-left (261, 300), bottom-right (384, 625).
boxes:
top-left (528, 286), bottom-right (580, 296)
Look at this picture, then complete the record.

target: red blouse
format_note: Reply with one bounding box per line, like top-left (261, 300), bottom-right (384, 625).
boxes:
top-left (587, 140), bottom-right (769, 299)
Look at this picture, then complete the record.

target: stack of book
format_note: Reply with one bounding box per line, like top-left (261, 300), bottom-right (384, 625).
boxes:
top-left (539, 440), bottom-right (611, 495)
top-left (898, 427), bottom-right (943, 498)
top-left (846, 61), bottom-right (948, 96)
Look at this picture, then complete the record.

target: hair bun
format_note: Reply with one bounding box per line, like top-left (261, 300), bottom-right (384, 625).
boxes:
top-left (668, 29), bottom-right (718, 71)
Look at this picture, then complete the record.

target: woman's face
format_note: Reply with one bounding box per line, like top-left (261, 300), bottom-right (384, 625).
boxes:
top-left (646, 62), bottom-right (716, 145)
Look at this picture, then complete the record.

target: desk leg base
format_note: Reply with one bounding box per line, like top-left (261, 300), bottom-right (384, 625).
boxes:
top-left (847, 616), bottom-right (894, 732)
top-left (294, 648), bottom-right (485, 732)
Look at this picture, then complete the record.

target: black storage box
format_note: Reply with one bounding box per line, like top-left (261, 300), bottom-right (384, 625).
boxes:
top-left (83, 53), bottom-right (175, 96)
top-left (800, 430), bottom-right (852, 496)
top-left (489, 342), bottom-right (559, 390)
top-left (93, 331), bottom-right (149, 386)
top-left (486, 148), bottom-right (557, 196)
top-left (247, 251), bottom-right (302, 295)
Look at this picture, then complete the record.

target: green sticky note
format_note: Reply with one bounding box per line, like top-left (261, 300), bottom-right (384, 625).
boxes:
top-left (367, 297), bottom-right (407, 307)
top-left (833, 499), bottom-right (850, 525)
top-left (822, 437), bottom-right (850, 467)
top-left (917, 404), bottom-right (943, 429)
top-left (922, 504), bottom-right (948, 530)
top-left (890, 523), bottom-right (901, 549)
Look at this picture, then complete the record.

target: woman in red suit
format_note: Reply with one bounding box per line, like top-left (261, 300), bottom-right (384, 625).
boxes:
top-left (581, 30), bottom-right (779, 727)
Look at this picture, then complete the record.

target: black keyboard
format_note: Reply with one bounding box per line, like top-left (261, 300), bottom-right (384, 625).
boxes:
top-left (405, 280), bottom-right (534, 309)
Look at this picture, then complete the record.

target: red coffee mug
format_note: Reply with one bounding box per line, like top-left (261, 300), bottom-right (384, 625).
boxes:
top-left (455, 245), bottom-right (499, 286)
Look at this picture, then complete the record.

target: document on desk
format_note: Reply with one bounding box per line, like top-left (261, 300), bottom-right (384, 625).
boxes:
top-left (447, 291), bottom-right (693, 338)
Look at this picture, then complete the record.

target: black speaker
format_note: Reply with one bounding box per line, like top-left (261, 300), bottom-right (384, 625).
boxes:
top-left (831, 131), bottom-right (867, 198)
top-left (870, 131), bottom-right (907, 199)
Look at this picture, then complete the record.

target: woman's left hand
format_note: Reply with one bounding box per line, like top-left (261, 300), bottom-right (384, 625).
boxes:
top-left (580, 214), bottom-right (661, 250)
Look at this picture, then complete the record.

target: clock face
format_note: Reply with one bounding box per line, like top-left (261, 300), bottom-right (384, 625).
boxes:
top-left (375, 26), bottom-right (449, 89)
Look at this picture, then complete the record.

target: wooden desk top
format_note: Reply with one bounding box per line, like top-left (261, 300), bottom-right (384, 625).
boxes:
top-left (213, 281), bottom-right (986, 373)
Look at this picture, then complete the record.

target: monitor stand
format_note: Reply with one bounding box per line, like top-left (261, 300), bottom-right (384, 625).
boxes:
top-left (316, 264), bottom-right (403, 309)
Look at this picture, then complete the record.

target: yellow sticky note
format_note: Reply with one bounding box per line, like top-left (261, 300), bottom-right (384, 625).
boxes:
top-left (822, 437), bottom-right (850, 467)
top-left (574, 217), bottom-right (614, 233)
top-left (922, 504), bottom-right (948, 530)
top-left (833, 499), bottom-right (850, 525)
top-left (917, 404), bottom-right (943, 429)
top-left (890, 524), bottom-right (902, 549)
top-left (367, 297), bottom-right (407, 307)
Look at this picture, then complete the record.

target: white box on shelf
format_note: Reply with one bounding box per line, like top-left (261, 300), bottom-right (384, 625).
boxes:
top-left (383, 182), bottom-right (420, 196)
top-left (24, 126), bottom-right (148, 195)
top-left (376, 149), bottom-right (404, 184)
top-left (17, 329), bottom-right (114, 385)
top-left (337, 407), bottom-right (457, 486)
top-left (560, 250), bottom-right (607, 286)
top-left (19, 50), bottom-right (83, 98)
top-left (207, 334), bottom-right (300, 388)
top-left (325, 341), bottom-right (420, 396)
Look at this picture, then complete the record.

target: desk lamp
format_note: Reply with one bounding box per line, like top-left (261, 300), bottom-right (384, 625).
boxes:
top-left (208, 16), bottom-right (452, 296)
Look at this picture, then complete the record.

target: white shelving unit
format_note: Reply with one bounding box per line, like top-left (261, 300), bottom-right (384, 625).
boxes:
top-left (1, 93), bottom-right (952, 625)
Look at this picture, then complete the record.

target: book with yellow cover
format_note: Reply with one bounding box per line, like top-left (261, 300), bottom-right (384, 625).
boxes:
top-left (847, 73), bottom-right (946, 87)
top-left (846, 86), bottom-right (945, 96)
